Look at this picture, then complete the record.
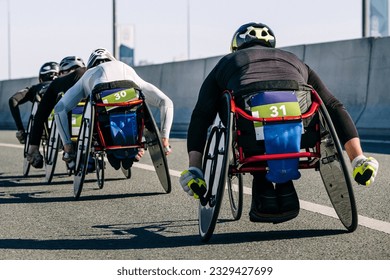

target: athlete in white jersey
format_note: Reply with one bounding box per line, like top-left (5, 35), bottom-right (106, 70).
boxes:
top-left (54, 48), bottom-right (174, 167)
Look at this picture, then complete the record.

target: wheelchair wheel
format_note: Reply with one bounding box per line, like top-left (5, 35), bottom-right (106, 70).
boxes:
top-left (143, 103), bottom-right (171, 193)
top-left (95, 152), bottom-right (105, 189)
top-left (41, 122), bottom-right (49, 165)
top-left (227, 115), bottom-right (243, 221)
top-left (318, 105), bottom-right (358, 232)
top-left (22, 158), bottom-right (30, 177)
top-left (45, 119), bottom-right (60, 184)
top-left (23, 110), bottom-right (35, 177)
top-left (199, 93), bottom-right (232, 242)
top-left (199, 126), bottom-right (227, 242)
top-left (73, 100), bottom-right (94, 200)
top-left (227, 173), bottom-right (243, 220)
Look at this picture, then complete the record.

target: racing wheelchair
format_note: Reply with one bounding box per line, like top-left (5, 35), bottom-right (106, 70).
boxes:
top-left (23, 97), bottom-right (71, 182)
top-left (44, 110), bottom-right (60, 183)
top-left (197, 81), bottom-right (358, 242)
top-left (44, 101), bottom-right (86, 184)
top-left (23, 95), bottom-right (86, 183)
top-left (23, 95), bottom-right (49, 177)
top-left (72, 80), bottom-right (171, 200)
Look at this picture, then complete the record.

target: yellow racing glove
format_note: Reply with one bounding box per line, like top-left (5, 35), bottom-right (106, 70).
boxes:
top-left (179, 167), bottom-right (207, 199)
top-left (352, 155), bottom-right (379, 186)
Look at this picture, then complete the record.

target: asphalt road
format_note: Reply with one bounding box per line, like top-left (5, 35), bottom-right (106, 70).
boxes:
top-left (0, 130), bottom-right (389, 260)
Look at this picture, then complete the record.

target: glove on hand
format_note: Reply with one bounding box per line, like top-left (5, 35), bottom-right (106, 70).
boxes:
top-left (16, 130), bottom-right (26, 144)
top-left (180, 167), bottom-right (207, 199)
top-left (352, 155), bottom-right (379, 186)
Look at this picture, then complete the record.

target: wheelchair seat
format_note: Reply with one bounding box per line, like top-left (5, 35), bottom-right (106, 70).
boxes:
top-left (232, 80), bottom-right (317, 183)
top-left (73, 80), bottom-right (172, 199)
top-left (91, 81), bottom-right (144, 166)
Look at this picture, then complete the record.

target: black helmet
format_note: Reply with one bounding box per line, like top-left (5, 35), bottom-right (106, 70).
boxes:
top-left (87, 48), bottom-right (116, 69)
top-left (230, 22), bottom-right (276, 52)
top-left (39, 61), bottom-right (60, 82)
top-left (59, 56), bottom-right (85, 73)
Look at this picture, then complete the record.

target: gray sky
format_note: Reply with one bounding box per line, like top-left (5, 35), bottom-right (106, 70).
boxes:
top-left (0, 0), bottom-right (365, 80)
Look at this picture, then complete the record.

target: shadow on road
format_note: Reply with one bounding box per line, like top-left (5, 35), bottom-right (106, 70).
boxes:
top-left (0, 173), bottom-right (127, 188)
top-left (0, 189), bottom-right (163, 204)
top-left (0, 218), bottom-right (348, 252)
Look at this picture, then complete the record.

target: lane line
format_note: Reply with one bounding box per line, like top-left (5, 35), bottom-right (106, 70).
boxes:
top-left (0, 143), bottom-right (24, 148)
top-left (2, 142), bottom-right (389, 234)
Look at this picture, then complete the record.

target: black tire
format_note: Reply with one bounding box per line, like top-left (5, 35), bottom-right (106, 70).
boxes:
top-left (41, 122), bottom-right (49, 164)
top-left (95, 153), bottom-right (105, 189)
top-left (199, 126), bottom-right (227, 242)
top-left (73, 101), bottom-right (94, 200)
top-left (45, 119), bottom-right (60, 184)
top-left (143, 103), bottom-right (171, 193)
top-left (227, 173), bottom-right (243, 220)
top-left (22, 157), bottom-right (31, 177)
top-left (318, 104), bottom-right (358, 232)
top-left (198, 93), bottom-right (232, 242)
top-left (23, 107), bottom-right (35, 177)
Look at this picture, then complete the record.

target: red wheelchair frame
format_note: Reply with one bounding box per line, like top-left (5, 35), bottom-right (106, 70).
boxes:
top-left (93, 98), bottom-right (145, 154)
top-left (73, 87), bottom-right (171, 200)
top-left (198, 87), bottom-right (357, 242)
top-left (230, 88), bottom-right (322, 174)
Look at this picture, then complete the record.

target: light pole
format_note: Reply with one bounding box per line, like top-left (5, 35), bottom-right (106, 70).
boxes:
top-left (362, 0), bottom-right (369, 37)
top-left (7, 0), bottom-right (11, 79)
top-left (187, 0), bottom-right (190, 60)
top-left (113, 0), bottom-right (117, 58)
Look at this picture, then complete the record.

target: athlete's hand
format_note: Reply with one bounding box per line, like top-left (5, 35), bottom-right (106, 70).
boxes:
top-left (179, 167), bottom-right (207, 199)
top-left (162, 137), bottom-right (172, 155)
top-left (135, 148), bottom-right (145, 161)
top-left (352, 156), bottom-right (379, 186)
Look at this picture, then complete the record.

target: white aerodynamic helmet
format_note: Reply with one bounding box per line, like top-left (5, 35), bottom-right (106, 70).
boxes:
top-left (87, 48), bottom-right (116, 69)
top-left (59, 56), bottom-right (85, 72)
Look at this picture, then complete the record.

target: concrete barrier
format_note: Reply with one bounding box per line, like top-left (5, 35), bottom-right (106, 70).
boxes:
top-left (302, 38), bottom-right (371, 122)
top-left (204, 55), bottom-right (223, 77)
top-left (136, 64), bottom-right (164, 88)
top-left (356, 37), bottom-right (390, 137)
top-left (157, 59), bottom-right (207, 136)
top-left (1, 37), bottom-right (389, 140)
top-left (281, 45), bottom-right (306, 60)
top-left (0, 77), bottom-right (38, 130)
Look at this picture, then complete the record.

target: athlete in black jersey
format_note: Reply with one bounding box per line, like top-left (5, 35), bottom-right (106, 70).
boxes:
top-left (26, 56), bottom-right (86, 168)
top-left (180, 22), bottom-right (379, 223)
top-left (9, 62), bottom-right (59, 144)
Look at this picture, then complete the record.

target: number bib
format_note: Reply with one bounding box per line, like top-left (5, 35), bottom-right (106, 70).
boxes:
top-left (100, 88), bottom-right (139, 111)
top-left (71, 103), bottom-right (85, 137)
top-left (249, 91), bottom-right (302, 183)
top-left (250, 91), bottom-right (301, 140)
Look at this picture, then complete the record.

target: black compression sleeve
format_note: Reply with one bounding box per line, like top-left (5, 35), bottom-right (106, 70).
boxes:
top-left (187, 70), bottom-right (220, 153)
top-left (307, 67), bottom-right (359, 144)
